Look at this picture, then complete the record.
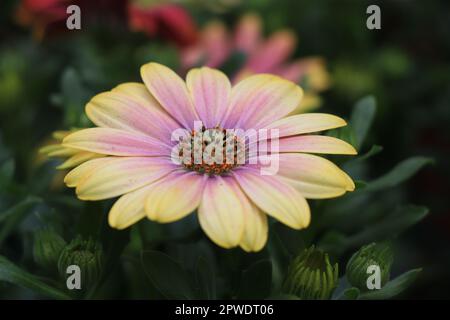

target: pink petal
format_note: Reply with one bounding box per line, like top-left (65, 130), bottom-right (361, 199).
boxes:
top-left (223, 74), bottom-right (303, 129)
top-left (141, 62), bottom-right (199, 129)
top-left (245, 30), bottom-right (296, 73)
top-left (63, 128), bottom-right (171, 156)
top-left (86, 83), bottom-right (180, 144)
top-left (186, 67), bottom-right (231, 128)
top-left (234, 13), bottom-right (262, 54)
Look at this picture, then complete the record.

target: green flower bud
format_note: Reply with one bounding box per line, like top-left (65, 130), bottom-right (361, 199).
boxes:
top-left (346, 242), bottom-right (393, 291)
top-left (58, 236), bottom-right (104, 287)
top-left (33, 229), bottom-right (66, 272)
top-left (283, 246), bottom-right (338, 300)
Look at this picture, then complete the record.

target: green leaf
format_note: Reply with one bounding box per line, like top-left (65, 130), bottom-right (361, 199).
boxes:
top-left (0, 255), bottom-right (71, 299)
top-left (347, 205), bottom-right (429, 246)
top-left (0, 196), bottom-right (42, 246)
top-left (340, 287), bottom-right (360, 300)
top-left (0, 158), bottom-right (14, 188)
top-left (364, 157), bottom-right (433, 192)
top-left (359, 269), bottom-right (422, 300)
top-left (194, 256), bottom-right (216, 299)
top-left (267, 293), bottom-right (300, 300)
top-left (350, 95), bottom-right (377, 150)
top-left (141, 250), bottom-right (194, 299)
top-left (237, 259), bottom-right (272, 299)
top-left (348, 145), bottom-right (383, 164)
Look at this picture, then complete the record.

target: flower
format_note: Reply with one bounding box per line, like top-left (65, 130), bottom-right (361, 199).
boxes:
top-left (59, 62), bottom-right (356, 252)
top-left (128, 2), bottom-right (198, 47)
top-left (33, 228), bottom-right (67, 272)
top-left (16, 0), bottom-right (128, 39)
top-left (346, 242), bottom-right (393, 291)
top-left (283, 246), bottom-right (338, 299)
top-left (181, 13), bottom-right (331, 111)
top-left (58, 236), bottom-right (104, 286)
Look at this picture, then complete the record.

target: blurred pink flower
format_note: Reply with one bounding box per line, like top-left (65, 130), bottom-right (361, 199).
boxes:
top-left (181, 14), bottom-right (331, 110)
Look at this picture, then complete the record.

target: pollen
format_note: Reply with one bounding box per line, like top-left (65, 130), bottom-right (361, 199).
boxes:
top-left (178, 125), bottom-right (245, 175)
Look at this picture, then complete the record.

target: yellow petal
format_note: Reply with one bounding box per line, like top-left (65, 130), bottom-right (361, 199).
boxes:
top-left (266, 113), bottom-right (347, 137)
top-left (108, 185), bottom-right (151, 230)
top-left (145, 171), bottom-right (207, 223)
top-left (56, 151), bottom-right (103, 170)
top-left (198, 176), bottom-right (245, 248)
top-left (64, 157), bottom-right (113, 188)
top-left (234, 170), bottom-right (310, 229)
top-left (75, 157), bottom-right (174, 200)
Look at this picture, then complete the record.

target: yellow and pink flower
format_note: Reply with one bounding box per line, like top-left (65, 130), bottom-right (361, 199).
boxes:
top-left (50, 62), bottom-right (355, 252)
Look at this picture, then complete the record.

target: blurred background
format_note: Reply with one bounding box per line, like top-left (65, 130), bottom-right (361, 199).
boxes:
top-left (0, 0), bottom-right (449, 299)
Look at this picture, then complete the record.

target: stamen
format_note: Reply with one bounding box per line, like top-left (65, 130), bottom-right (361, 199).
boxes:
top-left (179, 126), bottom-right (244, 175)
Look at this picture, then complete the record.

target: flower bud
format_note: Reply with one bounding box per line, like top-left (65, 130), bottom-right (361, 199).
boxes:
top-left (346, 242), bottom-right (393, 291)
top-left (33, 229), bottom-right (66, 272)
top-left (58, 236), bottom-right (104, 287)
top-left (283, 246), bottom-right (338, 300)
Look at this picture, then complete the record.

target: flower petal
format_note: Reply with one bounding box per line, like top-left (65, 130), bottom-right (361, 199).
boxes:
top-left (237, 192), bottom-right (268, 252)
top-left (278, 135), bottom-right (357, 155)
top-left (86, 83), bottom-right (180, 143)
top-left (198, 176), bottom-right (245, 248)
top-left (277, 153), bottom-right (355, 199)
top-left (63, 128), bottom-right (171, 156)
top-left (64, 157), bottom-right (113, 188)
top-left (75, 157), bottom-right (175, 200)
top-left (108, 185), bottom-right (151, 230)
top-left (145, 171), bottom-right (207, 223)
top-left (224, 74), bottom-right (303, 129)
top-left (234, 13), bottom-right (262, 53)
top-left (233, 169), bottom-right (310, 229)
top-left (141, 62), bottom-right (198, 129)
top-left (186, 67), bottom-right (231, 128)
top-left (266, 113), bottom-right (347, 138)
top-left (57, 151), bottom-right (103, 170)
top-left (245, 30), bottom-right (296, 73)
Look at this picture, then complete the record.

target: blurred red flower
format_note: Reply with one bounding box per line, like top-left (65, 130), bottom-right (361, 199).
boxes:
top-left (16, 0), bottom-right (128, 39)
top-left (15, 0), bottom-right (197, 47)
top-left (128, 3), bottom-right (198, 47)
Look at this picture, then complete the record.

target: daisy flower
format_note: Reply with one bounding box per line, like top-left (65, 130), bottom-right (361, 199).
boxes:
top-left (58, 62), bottom-right (356, 252)
top-left (181, 13), bottom-right (331, 111)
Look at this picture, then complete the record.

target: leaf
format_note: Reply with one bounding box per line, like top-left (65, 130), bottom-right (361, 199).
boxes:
top-left (237, 259), bottom-right (272, 299)
top-left (359, 269), bottom-right (422, 300)
top-left (267, 293), bottom-right (300, 300)
top-left (0, 255), bottom-right (71, 300)
top-left (350, 95), bottom-right (377, 150)
top-left (364, 157), bottom-right (433, 192)
top-left (347, 205), bottom-right (429, 247)
top-left (141, 250), bottom-right (194, 299)
top-left (0, 196), bottom-right (42, 246)
top-left (0, 158), bottom-right (14, 188)
top-left (347, 145), bottom-right (383, 165)
top-left (340, 287), bottom-right (360, 300)
top-left (194, 256), bottom-right (216, 299)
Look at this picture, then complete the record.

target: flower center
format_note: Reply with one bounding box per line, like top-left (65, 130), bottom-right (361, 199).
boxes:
top-left (178, 126), bottom-right (245, 175)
